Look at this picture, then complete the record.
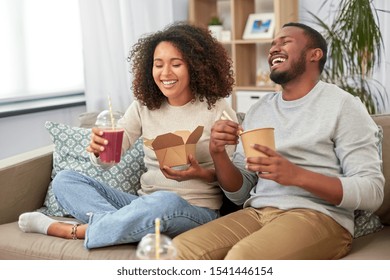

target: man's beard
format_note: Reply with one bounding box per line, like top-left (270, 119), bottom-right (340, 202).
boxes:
top-left (270, 50), bottom-right (307, 85)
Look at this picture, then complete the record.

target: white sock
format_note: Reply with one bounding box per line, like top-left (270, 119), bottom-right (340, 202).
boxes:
top-left (18, 212), bottom-right (57, 234)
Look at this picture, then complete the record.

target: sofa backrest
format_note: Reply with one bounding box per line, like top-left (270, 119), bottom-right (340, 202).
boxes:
top-left (372, 114), bottom-right (390, 225)
top-left (0, 145), bottom-right (53, 224)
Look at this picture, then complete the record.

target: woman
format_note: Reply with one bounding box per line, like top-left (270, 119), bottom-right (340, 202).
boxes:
top-left (18, 22), bottom-right (237, 249)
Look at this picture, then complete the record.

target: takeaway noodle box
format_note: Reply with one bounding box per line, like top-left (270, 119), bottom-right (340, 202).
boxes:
top-left (144, 126), bottom-right (204, 168)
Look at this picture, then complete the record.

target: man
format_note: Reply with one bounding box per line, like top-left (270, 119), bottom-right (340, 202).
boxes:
top-left (173, 22), bottom-right (384, 260)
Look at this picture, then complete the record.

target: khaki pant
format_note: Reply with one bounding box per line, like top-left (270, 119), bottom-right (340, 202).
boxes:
top-left (173, 207), bottom-right (352, 260)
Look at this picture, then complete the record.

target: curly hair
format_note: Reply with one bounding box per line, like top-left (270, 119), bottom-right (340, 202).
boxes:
top-left (128, 22), bottom-right (235, 110)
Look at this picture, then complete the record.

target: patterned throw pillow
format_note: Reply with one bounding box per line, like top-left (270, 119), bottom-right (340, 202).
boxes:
top-left (354, 210), bottom-right (383, 238)
top-left (353, 125), bottom-right (384, 238)
top-left (39, 121), bottom-right (146, 217)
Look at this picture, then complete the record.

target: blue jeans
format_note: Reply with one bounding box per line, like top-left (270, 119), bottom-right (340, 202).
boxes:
top-left (52, 170), bottom-right (219, 249)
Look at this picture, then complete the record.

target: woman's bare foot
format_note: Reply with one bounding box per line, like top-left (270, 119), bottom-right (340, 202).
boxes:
top-left (47, 222), bottom-right (87, 239)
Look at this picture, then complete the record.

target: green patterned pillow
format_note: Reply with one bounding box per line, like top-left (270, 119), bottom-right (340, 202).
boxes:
top-left (39, 121), bottom-right (146, 217)
top-left (354, 210), bottom-right (383, 238)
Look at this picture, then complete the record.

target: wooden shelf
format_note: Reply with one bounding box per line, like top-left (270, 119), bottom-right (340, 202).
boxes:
top-left (189, 0), bottom-right (298, 110)
top-left (236, 86), bottom-right (277, 92)
top-left (234, 39), bottom-right (273, 44)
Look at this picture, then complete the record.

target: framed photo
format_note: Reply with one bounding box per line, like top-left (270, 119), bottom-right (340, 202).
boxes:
top-left (242, 13), bottom-right (275, 40)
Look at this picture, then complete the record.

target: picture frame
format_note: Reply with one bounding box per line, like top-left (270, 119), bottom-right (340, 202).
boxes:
top-left (242, 13), bottom-right (275, 40)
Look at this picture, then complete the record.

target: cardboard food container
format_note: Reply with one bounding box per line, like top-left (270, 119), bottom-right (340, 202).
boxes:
top-left (240, 127), bottom-right (275, 157)
top-left (144, 126), bottom-right (204, 168)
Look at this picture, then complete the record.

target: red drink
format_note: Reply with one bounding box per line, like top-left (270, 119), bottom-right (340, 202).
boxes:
top-left (100, 129), bottom-right (124, 163)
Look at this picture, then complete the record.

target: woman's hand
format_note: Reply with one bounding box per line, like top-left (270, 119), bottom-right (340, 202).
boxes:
top-left (86, 127), bottom-right (108, 157)
top-left (161, 154), bottom-right (216, 183)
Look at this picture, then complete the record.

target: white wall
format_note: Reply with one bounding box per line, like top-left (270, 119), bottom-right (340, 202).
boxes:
top-left (298, 0), bottom-right (333, 26)
top-left (0, 105), bottom-right (86, 160)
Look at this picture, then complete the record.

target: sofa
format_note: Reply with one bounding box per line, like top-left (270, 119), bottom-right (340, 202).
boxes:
top-left (1, 114), bottom-right (390, 260)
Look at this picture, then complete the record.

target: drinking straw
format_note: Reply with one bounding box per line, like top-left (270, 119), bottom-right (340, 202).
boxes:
top-left (107, 95), bottom-right (115, 130)
top-left (155, 218), bottom-right (160, 259)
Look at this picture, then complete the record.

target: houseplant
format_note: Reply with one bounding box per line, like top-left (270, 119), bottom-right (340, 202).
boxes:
top-left (208, 15), bottom-right (223, 41)
top-left (308, 0), bottom-right (388, 114)
top-left (209, 15), bottom-right (223, 26)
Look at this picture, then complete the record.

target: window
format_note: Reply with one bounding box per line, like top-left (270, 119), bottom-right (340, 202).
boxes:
top-left (0, 0), bottom-right (84, 103)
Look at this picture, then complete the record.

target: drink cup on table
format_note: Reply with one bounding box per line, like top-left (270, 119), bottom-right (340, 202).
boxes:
top-left (95, 110), bottom-right (124, 164)
top-left (240, 127), bottom-right (275, 157)
top-left (136, 233), bottom-right (177, 260)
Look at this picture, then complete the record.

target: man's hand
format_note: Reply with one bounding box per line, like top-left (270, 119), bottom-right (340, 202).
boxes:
top-left (246, 144), bottom-right (343, 205)
top-left (209, 120), bottom-right (241, 154)
top-left (245, 144), bottom-right (301, 186)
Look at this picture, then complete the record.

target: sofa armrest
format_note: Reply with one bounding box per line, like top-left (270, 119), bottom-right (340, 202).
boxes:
top-left (0, 145), bottom-right (54, 225)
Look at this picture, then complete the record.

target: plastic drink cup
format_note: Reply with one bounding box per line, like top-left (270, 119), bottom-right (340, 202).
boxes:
top-left (136, 233), bottom-right (177, 260)
top-left (100, 129), bottom-right (124, 163)
top-left (95, 110), bottom-right (124, 164)
top-left (240, 127), bottom-right (275, 157)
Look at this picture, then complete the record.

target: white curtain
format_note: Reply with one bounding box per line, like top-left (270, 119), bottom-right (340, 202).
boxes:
top-left (373, 0), bottom-right (390, 113)
top-left (78, 0), bottom-right (179, 112)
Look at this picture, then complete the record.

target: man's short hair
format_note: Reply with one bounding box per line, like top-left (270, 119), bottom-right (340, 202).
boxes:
top-left (283, 22), bottom-right (328, 73)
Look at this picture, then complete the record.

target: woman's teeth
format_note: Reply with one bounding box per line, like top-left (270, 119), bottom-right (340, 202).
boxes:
top-left (162, 80), bottom-right (176, 85)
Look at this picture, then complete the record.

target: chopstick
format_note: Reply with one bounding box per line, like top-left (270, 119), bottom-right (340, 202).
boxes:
top-left (221, 110), bottom-right (243, 135)
top-left (221, 110), bottom-right (233, 121)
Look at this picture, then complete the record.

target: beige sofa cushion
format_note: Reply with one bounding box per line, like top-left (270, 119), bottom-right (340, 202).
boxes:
top-left (342, 226), bottom-right (390, 259)
top-left (0, 219), bottom-right (138, 260)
